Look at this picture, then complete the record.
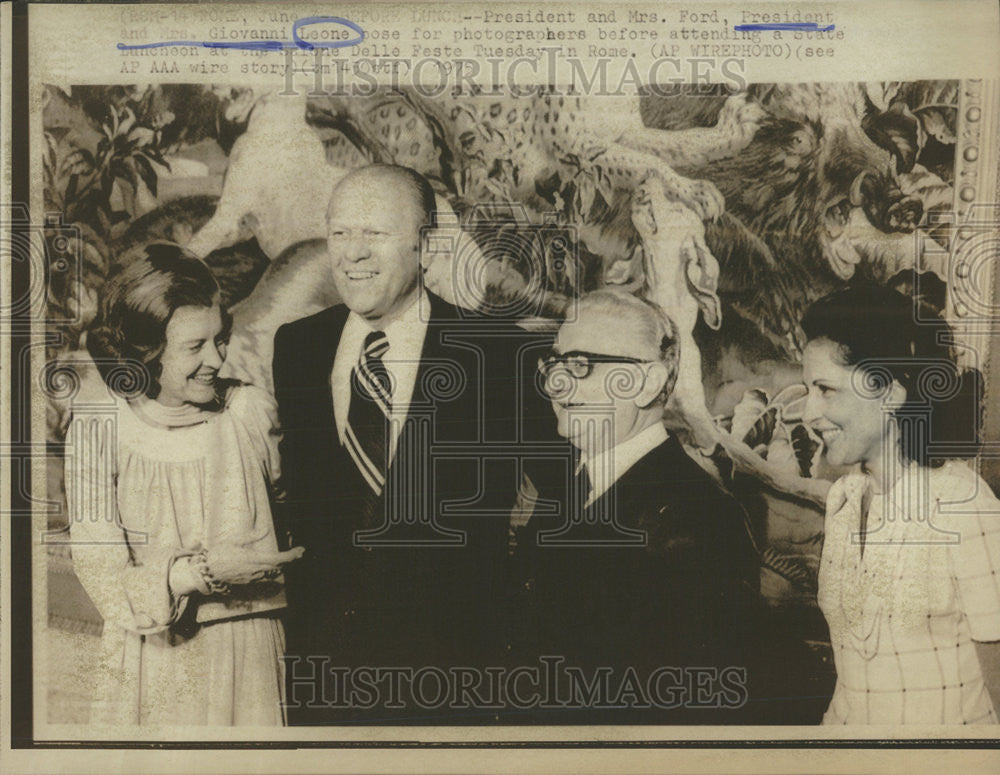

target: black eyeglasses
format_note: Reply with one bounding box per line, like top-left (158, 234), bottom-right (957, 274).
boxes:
top-left (537, 349), bottom-right (652, 380)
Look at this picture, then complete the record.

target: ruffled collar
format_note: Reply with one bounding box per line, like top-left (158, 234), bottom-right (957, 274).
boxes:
top-left (822, 461), bottom-right (944, 658)
top-left (128, 395), bottom-right (221, 430)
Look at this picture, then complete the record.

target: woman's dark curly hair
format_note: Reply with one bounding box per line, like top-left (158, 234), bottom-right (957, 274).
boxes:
top-left (86, 242), bottom-right (232, 399)
top-left (801, 283), bottom-right (983, 467)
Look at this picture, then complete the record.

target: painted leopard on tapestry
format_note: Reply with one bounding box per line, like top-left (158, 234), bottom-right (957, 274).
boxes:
top-left (312, 88), bottom-right (765, 223)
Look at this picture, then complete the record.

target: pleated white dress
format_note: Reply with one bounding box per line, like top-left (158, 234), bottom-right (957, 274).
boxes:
top-left (65, 384), bottom-right (288, 726)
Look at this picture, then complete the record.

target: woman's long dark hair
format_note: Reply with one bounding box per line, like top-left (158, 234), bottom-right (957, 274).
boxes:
top-left (802, 283), bottom-right (982, 467)
top-left (87, 242), bottom-right (232, 399)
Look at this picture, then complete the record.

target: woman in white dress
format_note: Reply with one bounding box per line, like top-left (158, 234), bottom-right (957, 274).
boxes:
top-left (801, 284), bottom-right (1000, 725)
top-left (66, 243), bottom-right (304, 726)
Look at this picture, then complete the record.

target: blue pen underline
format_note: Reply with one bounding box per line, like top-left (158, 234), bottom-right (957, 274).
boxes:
top-left (117, 15), bottom-right (833, 53)
top-left (117, 15), bottom-right (365, 52)
top-left (734, 22), bottom-right (836, 32)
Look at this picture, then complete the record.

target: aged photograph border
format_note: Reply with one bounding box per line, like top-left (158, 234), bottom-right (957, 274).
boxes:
top-left (5, 0), bottom-right (1000, 771)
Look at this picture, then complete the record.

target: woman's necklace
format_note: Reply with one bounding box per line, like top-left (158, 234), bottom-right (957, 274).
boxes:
top-left (858, 467), bottom-right (884, 559)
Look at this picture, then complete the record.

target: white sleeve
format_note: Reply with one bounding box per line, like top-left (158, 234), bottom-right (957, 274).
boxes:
top-left (65, 411), bottom-right (191, 634)
top-left (942, 471), bottom-right (1000, 642)
top-left (228, 385), bottom-right (282, 485)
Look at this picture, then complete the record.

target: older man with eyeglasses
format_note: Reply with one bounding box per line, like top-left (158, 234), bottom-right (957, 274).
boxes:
top-left (510, 289), bottom-right (761, 724)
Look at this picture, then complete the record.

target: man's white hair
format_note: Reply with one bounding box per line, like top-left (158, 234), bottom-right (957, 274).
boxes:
top-left (573, 290), bottom-right (680, 403)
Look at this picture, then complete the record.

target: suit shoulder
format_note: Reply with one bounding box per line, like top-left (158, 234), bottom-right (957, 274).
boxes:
top-left (276, 305), bottom-right (346, 342)
top-left (656, 440), bottom-right (746, 519)
top-left (659, 437), bottom-right (727, 486)
top-left (435, 314), bottom-right (553, 352)
top-left (427, 293), bottom-right (546, 333)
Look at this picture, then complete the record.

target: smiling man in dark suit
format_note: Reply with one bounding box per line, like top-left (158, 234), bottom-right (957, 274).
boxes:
top-left (272, 164), bottom-right (554, 724)
top-left (513, 289), bottom-right (761, 723)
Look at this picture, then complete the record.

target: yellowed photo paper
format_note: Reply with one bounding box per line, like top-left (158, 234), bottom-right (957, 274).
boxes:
top-left (4, 1), bottom-right (1000, 772)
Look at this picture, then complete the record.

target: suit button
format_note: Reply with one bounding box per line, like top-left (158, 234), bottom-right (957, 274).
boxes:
top-left (364, 546), bottom-right (373, 553)
top-left (344, 609), bottom-right (355, 617)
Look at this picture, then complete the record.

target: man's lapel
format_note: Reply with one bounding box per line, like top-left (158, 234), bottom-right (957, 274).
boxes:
top-left (393, 291), bottom-right (458, 456)
top-left (315, 305), bottom-right (349, 435)
top-left (584, 438), bottom-right (678, 531)
top-left (408, 291), bottom-right (457, 408)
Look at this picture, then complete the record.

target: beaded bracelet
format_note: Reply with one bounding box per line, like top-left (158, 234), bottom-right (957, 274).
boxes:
top-left (193, 549), bottom-right (231, 596)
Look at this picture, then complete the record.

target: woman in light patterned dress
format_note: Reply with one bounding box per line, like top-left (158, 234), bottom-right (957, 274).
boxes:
top-left (66, 243), bottom-right (304, 726)
top-left (801, 284), bottom-right (1000, 724)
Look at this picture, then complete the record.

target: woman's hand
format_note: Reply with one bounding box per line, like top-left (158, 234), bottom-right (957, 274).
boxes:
top-left (202, 541), bottom-right (305, 587)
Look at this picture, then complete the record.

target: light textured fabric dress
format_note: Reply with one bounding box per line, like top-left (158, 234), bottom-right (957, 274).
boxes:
top-left (818, 461), bottom-right (1000, 724)
top-left (65, 384), bottom-right (288, 726)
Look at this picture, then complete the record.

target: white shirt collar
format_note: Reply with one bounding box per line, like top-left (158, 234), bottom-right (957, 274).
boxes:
top-left (578, 422), bottom-right (669, 506)
top-left (331, 289), bottom-right (429, 459)
top-left (380, 289), bottom-right (427, 355)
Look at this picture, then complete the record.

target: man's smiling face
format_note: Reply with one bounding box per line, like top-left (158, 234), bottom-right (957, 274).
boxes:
top-left (327, 171), bottom-right (424, 328)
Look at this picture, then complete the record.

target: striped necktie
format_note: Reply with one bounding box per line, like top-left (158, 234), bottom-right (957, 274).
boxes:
top-left (344, 330), bottom-right (392, 494)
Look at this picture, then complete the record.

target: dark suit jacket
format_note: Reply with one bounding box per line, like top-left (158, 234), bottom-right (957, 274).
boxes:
top-left (511, 434), bottom-right (761, 724)
top-left (273, 291), bottom-right (556, 723)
